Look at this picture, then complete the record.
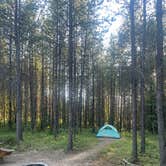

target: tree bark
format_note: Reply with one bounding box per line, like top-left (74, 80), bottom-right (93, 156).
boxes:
top-left (91, 52), bottom-right (95, 133)
top-left (15, 0), bottom-right (23, 143)
top-left (8, 24), bottom-right (13, 129)
top-left (130, 0), bottom-right (137, 162)
top-left (67, 0), bottom-right (74, 152)
top-left (110, 67), bottom-right (115, 125)
top-left (140, 0), bottom-right (146, 154)
top-left (40, 35), bottom-right (45, 130)
top-left (156, 0), bottom-right (166, 165)
top-left (52, 0), bottom-right (59, 136)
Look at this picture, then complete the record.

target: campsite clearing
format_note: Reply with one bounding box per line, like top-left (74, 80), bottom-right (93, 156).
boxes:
top-left (0, 130), bottom-right (159, 165)
top-left (0, 138), bottom-right (113, 166)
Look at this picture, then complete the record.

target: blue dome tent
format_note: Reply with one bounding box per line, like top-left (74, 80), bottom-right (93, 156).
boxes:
top-left (96, 124), bottom-right (120, 139)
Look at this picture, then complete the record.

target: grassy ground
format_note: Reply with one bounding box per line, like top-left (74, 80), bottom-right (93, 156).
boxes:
top-left (98, 132), bottom-right (159, 166)
top-left (0, 128), bottom-right (98, 152)
top-left (0, 128), bottom-right (159, 165)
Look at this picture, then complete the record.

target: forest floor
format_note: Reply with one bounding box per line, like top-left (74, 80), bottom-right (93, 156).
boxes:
top-left (1, 138), bottom-right (114, 166)
top-left (0, 129), bottom-right (160, 166)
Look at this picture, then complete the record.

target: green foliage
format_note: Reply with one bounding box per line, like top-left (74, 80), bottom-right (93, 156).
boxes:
top-left (139, 134), bottom-right (159, 166)
top-left (0, 129), bottom-right (16, 147)
top-left (74, 129), bottom-right (98, 151)
top-left (98, 133), bottom-right (159, 165)
top-left (145, 84), bottom-right (157, 133)
top-left (0, 129), bottom-right (98, 152)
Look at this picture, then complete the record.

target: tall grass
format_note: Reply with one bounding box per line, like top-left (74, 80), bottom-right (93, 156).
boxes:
top-left (99, 132), bottom-right (159, 165)
top-left (0, 128), bottom-right (98, 152)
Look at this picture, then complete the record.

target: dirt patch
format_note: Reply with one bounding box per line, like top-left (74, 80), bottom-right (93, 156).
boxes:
top-left (0, 138), bottom-right (114, 166)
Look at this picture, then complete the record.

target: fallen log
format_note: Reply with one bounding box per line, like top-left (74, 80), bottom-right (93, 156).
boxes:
top-left (0, 148), bottom-right (14, 159)
top-left (122, 159), bottom-right (139, 166)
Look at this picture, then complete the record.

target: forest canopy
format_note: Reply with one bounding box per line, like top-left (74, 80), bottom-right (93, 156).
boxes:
top-left (0, 0), bottom-right (166, 165)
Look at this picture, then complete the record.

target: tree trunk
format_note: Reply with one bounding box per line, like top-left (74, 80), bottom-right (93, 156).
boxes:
top-left (8, 25), bottom-right (13, 129)
top-left (110, 68), bottom-right (115, 125)
top-left (15, 0), bottom-right (23, 143)
top-left (91, 53), bottom-right (95, 133)
top-left (101, 70), bottom-right (105, 126)
top-left (140, 0), bottom-right (146, 154)
top-left (24, 76), bottom-right (29, 128)
top-left (156, 0), bottom-right (166, 165)
top-left (78, 40), bottom-right (85, 131)
top-left (40, 36), bottom-right (45, 130)
top-left (72, 19), bottom-right (76, 133)
top-left (67, 0), bottom-right (74, 152)
top-left (52, 0), bottom-right (59, 136)
top-left (62, 57), bottom-right (66, 127)
top-left (130, 0), bottom-right (137, 162)
top-left (29, 46), bottom-right (36, 131)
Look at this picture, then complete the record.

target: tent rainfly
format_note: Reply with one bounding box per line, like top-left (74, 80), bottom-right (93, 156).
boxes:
top-left (96, 124), bottom-right (120, 139)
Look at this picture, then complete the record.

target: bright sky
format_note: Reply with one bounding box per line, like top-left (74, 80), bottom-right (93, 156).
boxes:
top-left (98, 0), bottom-right (124, 48)
top-left (38, 0), bottom-right (124, 48)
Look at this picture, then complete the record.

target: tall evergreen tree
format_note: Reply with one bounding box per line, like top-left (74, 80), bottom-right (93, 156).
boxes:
top-left (15, 0), bottom-right (23, 143)
top-left (156, 0), bottom-right (166, 165)
top-left (67, 0), bottom-right (74, 151)
top-left (130, 0), bottom-right (137, 162)
top-left (140, 0), bottom-right (146, 154)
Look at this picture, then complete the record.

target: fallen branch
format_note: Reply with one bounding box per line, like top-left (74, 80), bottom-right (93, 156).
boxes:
top-left (122, 159), bottom-right (139, 166)
top-left (0, 148), bottom-right (14, 159)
